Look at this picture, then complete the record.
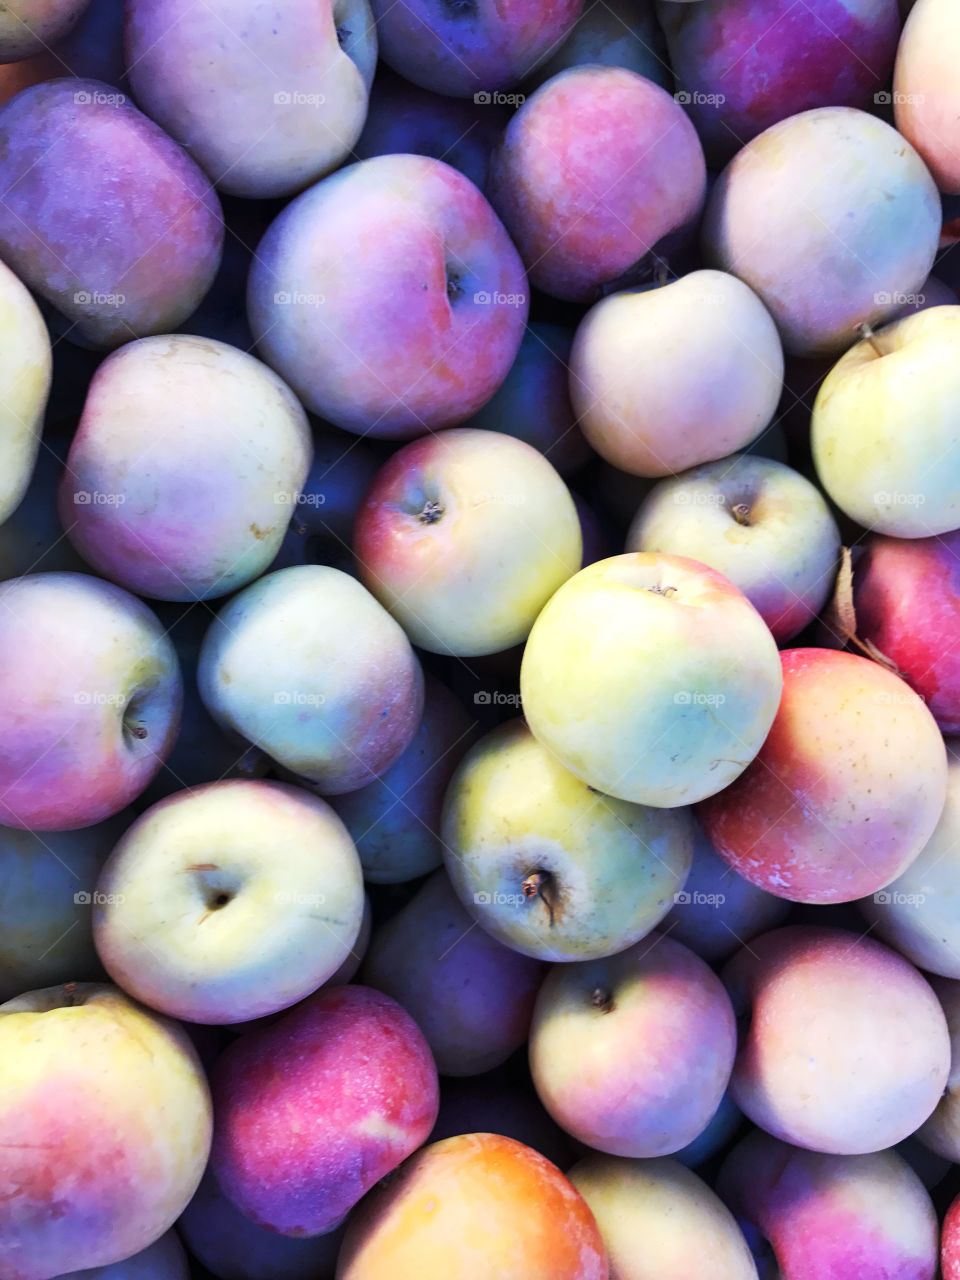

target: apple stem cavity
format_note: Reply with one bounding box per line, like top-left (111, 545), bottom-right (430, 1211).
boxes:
top-left (521, 869), bottom-right (557, 925)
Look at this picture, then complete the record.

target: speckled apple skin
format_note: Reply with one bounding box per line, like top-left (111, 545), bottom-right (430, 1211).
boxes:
top-left (699, 648), bottom-right (948, 904)
top-left (0, 80), bottom-right (222, 349)
top-left (722, 926), bottom-right (950, 1154)
top-left (211, 984), bottom-right (439, 1237)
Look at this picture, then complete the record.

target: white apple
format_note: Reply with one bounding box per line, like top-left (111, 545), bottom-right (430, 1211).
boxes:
top-left (93, 780), bottom-right (365, 1024)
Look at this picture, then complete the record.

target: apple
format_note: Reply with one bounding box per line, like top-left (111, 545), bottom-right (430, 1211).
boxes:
top-left (355, 428), bottom-right (581, 656)
top-left (488, 66), bottom-right (706, 302)
top-left (369, 0), bottom-right (582, 96)
top-left (0, 258), bottom-right (51, 525)
top-left (660, 0), bottom-right (900, 164)
top-left (210, 984), bottom-right (439, 1237)
top-left (93, 780), bottom-right (365, 1024)
top-left (860, 742), bottom-right (960, 977)
top-left (441, 719), bottom-right (694, 961)
top-left (569, 1154), bottom-right (757, 1280)
top-left (337, 1133), bottom-right (609, 1279)
top-left (0, 0), bottom-right (90, 61)
top-left (627, 455), bottom-right (840, 640)
top-left (530, 932), bottom-right (737, 1156)
top-left (178, 1171), bottom-right (343, 1280)
top-left (569, 272), bottom-right (784, 477)
top-left (895, 0), bottom-right (960, 193)
top-left (56, 1231), bottom-right (189, 1280)
top-left (60, 335), bottom-right (313, 601)
top-left (945, 1191), bottom-right (960, 1280)
top-left (126, 0), bottom-right (376, 198)
top-left (0, 816), bottom-right (129, 1003)
top-left (526, 0), bottom-right (672, 91)
top-left (719, 1130), bottom-right (939, 1280)
top-left (0, 983), bottom-right (211, 1280)
top-left (849, 530), bottom-right (960, 730)
top-left (0, 573), bottom-right (182, 830)
top-left (661, 818), bottom-right (790, 963)
top-left (466, 323), bottom-right (592, 474)
top-left (519, 553), bottom-right (782, 807)
top-left (355, 69), bottom-right (510, 190)
top-left (812, 307), bottom-right (960, 536)
top-left (197, 564), bottom-right (423, 793)
top-left (248, 154), bottom-right (527, 436)
top-left (702, 107), bottom-right (941, 356)
top-left (700, 648), bottom-right (948, 904)
top-left (0, 79), bottom-right (223, 349)
top-left (722, 925), bottom-right (950, 1153)
top-left (362, 869), bottom-right (543, 1074)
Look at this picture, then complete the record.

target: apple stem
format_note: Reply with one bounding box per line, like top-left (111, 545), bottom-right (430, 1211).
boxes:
top-left (590, 987), bottom-right (614, 1013)
top-left (127, 723), bottom-right (148, 740)
top-left (521, 870), bottom-right (556, 926)
top-left (857, 322), bottom-right (884, 356)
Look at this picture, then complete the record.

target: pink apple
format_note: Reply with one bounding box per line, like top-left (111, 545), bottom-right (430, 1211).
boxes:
top-left (248, 154), bottom-right (527, 437)
top-left (723, 925), bottom-right (950, 1153)
top-left (530, 933), bottom-right (737, 1156)
top-left (895, 0), bottom-right (960, 194)
top-left (699, 648), bottom-right (948, 904)
top-left (210, 985), bottom-right (439, 1236)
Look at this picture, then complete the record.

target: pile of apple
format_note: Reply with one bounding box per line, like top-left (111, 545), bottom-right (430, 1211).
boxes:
top-left (3, 0), bottom-right (960, 1277)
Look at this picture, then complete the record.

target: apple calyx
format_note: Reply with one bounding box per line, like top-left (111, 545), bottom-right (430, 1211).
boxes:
top-left (731, 502), bottom-right (752, 527)
top-left (590, 987), bottom-right (614, 1014)
top-left (418, 500), bottom-right (444, 525)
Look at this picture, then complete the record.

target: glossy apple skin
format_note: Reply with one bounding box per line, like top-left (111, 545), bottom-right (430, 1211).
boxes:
top-left (488, 67), bottom-right (706, 303)
top-left (248, 155), bottom-right (527, 437)
top-left (197, 565), bottom-right (423, 794)
top-left (61, 335), bottom-right (313, 601)
top-left (355, 429), bottom-right (581, 656)
top-left (93, 780), bottom-right (365, 1024)
top-left (179, 1172), bottom-right (343, 1280)
top-left (56, 1231), bottom-right (190, 1280)
top-left (703, 108), bottom-right (941, 357)
top-left (699, 648), bottom-right (948, 904)
top-left (661, 818), bottom-right (790, 963)
top-left (719, 1131), bottom-right (939, 1280)
top-left (0, 573), bottom-right (182, 831)
top-left (526, 0), bottom-right (671, 90)
top-left (362, 870), bottom-right (543, 1074)
top-left (0, 258), bottom-right (51, 524)
top-left (442, 719), bottom-right (694, 961)
top-left (627, 454), bottom-right (840, 640)
top-left (0, 984), bottom-right (212, 1280)
top-left (722, 926), bottom-right (950, 1154)
top-left (127, 0), bottom-right (376, 198)
top-left (660, 0), bottom-right (900, 164)
top-left (355, 70), bottom-right (509, 190)
top-left (812, 308), bottom-right (960, 536)
top-left (370, 0), bottom-right (582, 96)
top-left (861, 745), bottom-right (960, 977)
top-left (466, 323), bottom-right (592, 474)
top-left (329, 676), bottom-right (475, 883)
top-left (0, 816), bottom-right (129, 1003)
top-left (211, 985), bottom-right (438, 1237)
top-left (895, 0), bottom-right (960, 193)
top-left (530, 933), bottom-right (736, 1157)
top-left (570, 1155), bottom-right (757, 1280)
top-left (0, 0), bottom-right (89, 60)
top-left (519, 553), bottom-right (782, 807)
top-left (570, 272), bottom-right (783, 477)
top-left (851, 532), bottom-right (960, 730)
top-left (0, 80), bottom-right (222, 349)
top-left (337, 1133), bottom-right (609, 1279)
